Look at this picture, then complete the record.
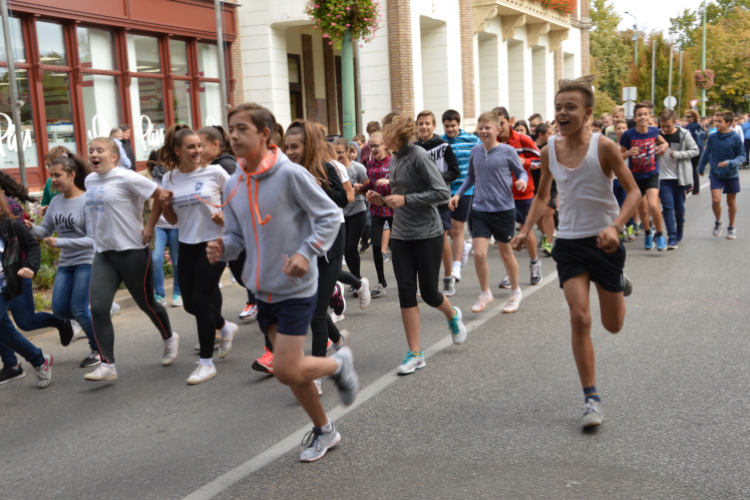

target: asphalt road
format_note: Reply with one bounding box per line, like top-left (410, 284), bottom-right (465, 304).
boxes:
top-left (2, 173), bottom-right (749, 500)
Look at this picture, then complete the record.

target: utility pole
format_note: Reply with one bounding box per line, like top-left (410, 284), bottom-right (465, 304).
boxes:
top-left (214, 0), bottom-right (229, 127)
top-left (678, 51), bottom-right (683, 114)
top-left (624, 12), bottom-right (638, 70)
top-left (651, 38), bottom-right (656, 105)
top-left (0, 0), bottom-right (27, 187)
top-left (701, 1), bottom-right (707, 117)
top-left (668, 43), bottom-right (673, 104)
top-left (341, 29), bottom-right (356, 140)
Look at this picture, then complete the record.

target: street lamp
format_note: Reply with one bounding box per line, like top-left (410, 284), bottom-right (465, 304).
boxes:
top-left (699, 1), bottom-right (707, 117)
top-left (624, 12), bottom-right (638, 68)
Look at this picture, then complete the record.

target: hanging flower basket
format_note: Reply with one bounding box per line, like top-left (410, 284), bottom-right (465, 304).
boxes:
top-left (694, 69), bottom-right (715, 90)
top-left (306, 0), bottom-right (382, 49)
top-left (536, 0), bottom-right (577, 16)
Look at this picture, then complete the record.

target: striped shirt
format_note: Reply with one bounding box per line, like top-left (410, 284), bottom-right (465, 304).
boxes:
top-left (443, 129), bottom-right (481, 196)
top-left (365, 155), bottom-right (394, 218)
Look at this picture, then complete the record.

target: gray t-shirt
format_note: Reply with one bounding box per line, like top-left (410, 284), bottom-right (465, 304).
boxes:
top-left (344, 161), bottom-right (368, 217)
top-left (30, 193), bottom-right (94, 267)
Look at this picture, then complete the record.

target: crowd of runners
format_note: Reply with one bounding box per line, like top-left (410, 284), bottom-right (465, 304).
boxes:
top-left (0, 75), bottom-right (745, 461)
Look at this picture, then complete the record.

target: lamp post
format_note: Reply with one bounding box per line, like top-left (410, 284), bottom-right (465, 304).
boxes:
top-left (700, 1), bottom-right (707, 117)
top-left (624, 12), bottom-right (638, 68)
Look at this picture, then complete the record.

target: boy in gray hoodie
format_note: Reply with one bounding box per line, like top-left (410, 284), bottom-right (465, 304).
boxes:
top-left (207, 103), bottom-right (360, 463)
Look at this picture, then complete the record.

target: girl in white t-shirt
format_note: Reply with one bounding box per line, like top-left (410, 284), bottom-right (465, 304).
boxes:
top-left (160, 125), bottom-right (237, 385)
top-left (83, 137), bottom-right (179, 383)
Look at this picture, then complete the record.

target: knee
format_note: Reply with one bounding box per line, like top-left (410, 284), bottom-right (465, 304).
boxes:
top-left (473, 248), bottom-right (487, 262)
top-left (570, 308), bottom-right (592, 333)
top-left (602, 316), bottom-right (624, 334)
top-left (273, 365), bottom-right (298, 386)
top-left (500, 252), bottom-right (514, 265)
top-left (51, 303), bottom-right (70, 319)
top-left (422, 291), bottom-right (444, 309)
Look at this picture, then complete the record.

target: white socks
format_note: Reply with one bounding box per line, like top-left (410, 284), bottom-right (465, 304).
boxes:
top-left (219, 321), bottom-right (235, 336)
top-left (480, 290), bottom-right (493, 298)
top-left (164, 334), bottom-right (177, 345)
top-left (320, 420), bottom-right (333, 433)
top-left (199, 358), bottom-right (214, 367)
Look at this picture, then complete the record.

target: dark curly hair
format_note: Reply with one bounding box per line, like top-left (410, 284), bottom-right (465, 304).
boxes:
top-left (0, 171), bottom-right (34, 203)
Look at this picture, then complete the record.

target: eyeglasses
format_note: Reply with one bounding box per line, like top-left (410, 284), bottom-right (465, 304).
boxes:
top-left (370, 143), bottom-right (383, 149)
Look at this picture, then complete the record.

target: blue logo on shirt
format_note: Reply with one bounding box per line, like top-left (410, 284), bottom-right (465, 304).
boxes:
top-left (194, 181), bottom-right (204, 191)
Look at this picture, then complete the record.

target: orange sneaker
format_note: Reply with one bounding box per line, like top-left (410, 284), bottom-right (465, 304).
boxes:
top-left (252, 347), bottom-right (274, 374)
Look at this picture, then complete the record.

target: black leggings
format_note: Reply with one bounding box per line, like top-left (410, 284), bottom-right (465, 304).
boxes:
top-left (227, 251), bottom-right (256, 305)
top-left (344, 212), bottom-right (367, 279)
top-left (311, 255), bottom-right (342, 358)
top-left (179, 242), bottom-right (227, 359)
top-left (90, 247), bottom-right (172, 364)
top-left (371, 214), bottom-right (393, 286)
top-left (391, 235), bottom-right (445, 309)
top-left (691, 156), bottom-right (701, 194)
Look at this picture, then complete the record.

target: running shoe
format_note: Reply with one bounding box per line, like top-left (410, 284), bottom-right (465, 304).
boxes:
top-left (471, 293), bottom-right (494, 313)
top-left (498, 274), bottom-right (511, 289)
top-left (727, 226), bottom-right (737, 240)
top-left (252, 347), bottom-right (274, 374)
top-left (634, 223), bottom-right (642, 236)
top-left (330, 312), bottom-right (345, 324)
top-left (623, 274), bottom-right (633, 297)
top-left (397, 351), bottom-right (426, 375)
top-left (161, 333), bottom-right (180, 366)
top-left (334, 329), bottom-right (351, 351)
top-left (655, 234), bottom-right (667, 251)
top-left (70, 320), bottom-right (83, 342)
top-left (461, 241), bottom-right (473, 267)
top-left (80, 351), bottom-right (101, 368)
top-left (330, 282), bottom-right (346, 315)
top-left (331, 346), bottom-right (359, 405)
top-left (667, 239), bottom-right (678, 250)
top-left (443, 276), bottom-right (456, 297)
top-left (84, 363), bottom-right (117, 382)
top-left (713, 220), bottom-right (723, 237)
top-left (371, 283), bottom-right (386, 299)
top-left (359, 242), bottom-right (370, 254)
top-left (35, 354), bottom-right (53, 389)
top-left (382, 251), bottom-right (390, 263)
top-left (644, 232), bottom-right (654, 250)
top-left (314, 378), bottom-right (322, 395)
top-left (171, 294), bottom-right (183, 307)
top-left (239, 303), bottom-right (258, 321)
top-left (448, 307), bottom-right (467, 345)
top-left (300, 424), bottom-right (341, 462)
top-left (626, 225), bottom-right (636, 241)
top-left (218, 323), bottom-right (239, 359)
top-left (155, 294), bottom-right (167, 306)
top-left (676, 225), bottom-right (684, 243)
top-left (0, 364), bottom-right (25, 385)
top-left (582, 399), bottom-right (603, 429)
top-left (58, 320), bottom-right (75, 347)
top-left (541, 236), bottom-right (553, 256)
top-left (187, 362), bottom-right (217, 385)
top-left (452, 267), bottom-right (462, 282)
top-left (110, 302), bottom-right (120, 317)
top-left (357, 278), bottom-right (371, 309)
top-left (530, 260), bottom-right (543, 285)
top-left (503, 289), bottom-right (523, 314)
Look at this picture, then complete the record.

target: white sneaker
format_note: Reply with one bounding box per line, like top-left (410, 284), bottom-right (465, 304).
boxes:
top-left (471, 293), bottom-right (494, 313)
top-left (70, 320), bottom-right (83, 342)
top-left (218, 323), bottom-right (239, 359)
top-left (397, 351), bottom-right (426, 375)
top-left (314, 378), bottom-right (322, 395)
top-left (582, 399), bottom-right (603, 428)
top-left (84, 363), bottom-right (117, 382)
top-left (330, 312), bottom-right (345, 324)
top-left (358, 278), bottom-right (371, 309)
top-left (461, 241), bottom-right (473, 267)
top-left (451, 267), bottom-right (462, 282)
top-left (187, 362), bottom-right (217, 385)
top-left (171, 294), bottom-right (183, 307)
top-left (161, 333), bottom-right (179, 366)
top-left (35, 354), bottom-right (53, 388)
top-left (110, 302), bottom-right (120, 318)
top-left (503, 290), bottom-right (522, 314)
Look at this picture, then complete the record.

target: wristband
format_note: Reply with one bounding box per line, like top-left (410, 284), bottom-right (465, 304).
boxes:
top-left (610, 223), bottom-right (623, 234)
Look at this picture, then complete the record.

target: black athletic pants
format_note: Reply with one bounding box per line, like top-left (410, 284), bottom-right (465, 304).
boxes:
top-left (371, 214), bottom-right (393, 287)
top-left (311, 255), bottom-right (342, 358)
top-left (390, 235), bottom-right (445, 310)
top-left (691, 155), bottom-right (701, 194)
top-left (344, 212), bottom-right (367, 279)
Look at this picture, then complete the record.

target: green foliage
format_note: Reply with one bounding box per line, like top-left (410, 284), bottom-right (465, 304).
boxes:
top-left (594, 91), bottom-right (617, 119)
top-left (669, 0), bottom-right (750, 50)
top-left (589, 0), bottom-right (632, 105)
top-left (26, 202), bottom-right (61, 290)
top-left (34, 292), bottom-right (51, 312)
top-left (669, 9), bottom-right (699, 50)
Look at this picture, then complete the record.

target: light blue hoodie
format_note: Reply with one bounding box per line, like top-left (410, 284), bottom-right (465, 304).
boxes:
top-left (698, 130), bottom-right (746, 179)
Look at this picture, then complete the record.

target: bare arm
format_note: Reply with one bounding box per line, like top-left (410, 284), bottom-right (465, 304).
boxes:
top-left (513, 146), bottom-right (552, 249)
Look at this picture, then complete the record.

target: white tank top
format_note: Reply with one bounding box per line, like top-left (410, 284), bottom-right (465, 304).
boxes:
top-left (548, 133), bottom-right (621, 239)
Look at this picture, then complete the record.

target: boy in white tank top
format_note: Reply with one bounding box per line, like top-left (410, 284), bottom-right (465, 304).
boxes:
top-left (511, 76), bottom-right (642, 429)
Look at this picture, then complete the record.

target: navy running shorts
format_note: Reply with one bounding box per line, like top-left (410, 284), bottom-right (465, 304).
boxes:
top-left (552, 236), bottom-right (626, 293)
top-left (450, 195), bottom-right (473, 223)
top-left (257, 295), bottom-right (317, 336)
top-left (470, 209), bottom-right (515, 243)
top-left (710, 176), bottom-right (740, 194)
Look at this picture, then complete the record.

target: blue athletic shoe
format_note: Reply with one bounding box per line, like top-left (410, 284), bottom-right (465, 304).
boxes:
top-left (676, 225), bottom-right (684, 242)
top-left (644, 232), bottom-right (654, 250)
top-left (655, 235), bottom-right (667, 251)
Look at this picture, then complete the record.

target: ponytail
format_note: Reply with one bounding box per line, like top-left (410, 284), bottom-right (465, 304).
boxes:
top-left (197, 125), bottom-right (235, 158)
top-left (50, 153), bottom-right (91, 191)
top-left (160, 124), bottom-right (198, 171)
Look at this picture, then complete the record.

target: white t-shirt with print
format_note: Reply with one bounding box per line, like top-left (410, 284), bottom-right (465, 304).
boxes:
top-left (85, 167), bottom-right (158, 253)
top-left (331, 160), bottom-right (349, 223)
top-left (161, 165), bottom-right (230, 244)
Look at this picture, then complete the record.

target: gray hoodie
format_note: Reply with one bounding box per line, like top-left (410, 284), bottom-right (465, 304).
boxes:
top-left (221, 149), bottom-right (340, 303)
top-left (659, 126), bottom-right (699, 187)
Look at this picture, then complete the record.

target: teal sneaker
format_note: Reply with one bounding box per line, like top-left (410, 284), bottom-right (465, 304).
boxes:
top-left (448, 307), bottom-right (467, 345)
top-left (397, 351), bottom-right (426, 375)
top-left (154, 294), bottom-right (167, 306)
top-left (655, 234), bottom-right (667, 251)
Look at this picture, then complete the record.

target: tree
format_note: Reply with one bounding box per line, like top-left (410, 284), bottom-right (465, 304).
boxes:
top-left (669, 9), bottom-right (699, 50)
top-left (589, 0), bottom-right (632, 105)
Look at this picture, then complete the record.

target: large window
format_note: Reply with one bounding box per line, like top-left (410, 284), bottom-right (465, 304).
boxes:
top-left (0, 68), bottom-right (37, 168)
top-left (0, 17), bottom-right (25, 63)
top-left (130, 78), bottom-right (165, 161)
top-left (42, 73), bottom-right (77, 154)
top-left (37, 21), bottom-right (68, 66)
top-left (127, 35), bottom-right (161, 73)
top-left (78, 27), bottom-right (117, 71)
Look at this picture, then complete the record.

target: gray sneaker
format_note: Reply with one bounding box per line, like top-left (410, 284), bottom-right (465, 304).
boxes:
top-left (300, 424), bottom-right (341, 462)
top-left (727, 226), bottom-right (737, 240)
top-left (582, 399), bottom-right (603, 429)
top-left (443, 276), bottom-right (456, 297)
top-left (713, 220), bottom-right (723, 237)
top-left (371, 283), bottom-right (386, 299)
top-left (35, 354), bottom-right (53, 389)
top-left (623, 274), bottom-right (633, 297)
top-left (498, 274), bottom-right (511, 289)
top-left (331, 346), bottom-right (359, 406)
top-left (530, 260), bottom-right (543, 286)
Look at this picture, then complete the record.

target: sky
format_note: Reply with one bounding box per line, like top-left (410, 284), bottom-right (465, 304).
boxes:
top-left (612, 0), bottom-right (707, 36)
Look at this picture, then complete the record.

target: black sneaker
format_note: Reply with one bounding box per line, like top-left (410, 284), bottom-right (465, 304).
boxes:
top-left (80, 351), bottom-right (102, 368)
top-left (0, 364), bottom-right (25, 385)
top-left (58, 320), bottom-right (75, 347)
top-left (359, 243), bottom-right (370, 254)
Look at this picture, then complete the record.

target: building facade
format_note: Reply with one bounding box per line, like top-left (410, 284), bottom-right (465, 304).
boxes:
top-left (0, 0), bottom-right (240, 188)
top-left (238, 0), bottom-right (588, 136)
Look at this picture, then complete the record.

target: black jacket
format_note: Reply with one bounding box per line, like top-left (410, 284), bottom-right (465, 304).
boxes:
top-left (322, 162), bottom-right (347, 261)
top-left (1, 217), bottom-right (41, 298)
top-left (213, 153), bottom-right (238, 176)
top-left (414, 134), bottom-right (460, 212)
top-left (121, 139), bottom-right (136, 171)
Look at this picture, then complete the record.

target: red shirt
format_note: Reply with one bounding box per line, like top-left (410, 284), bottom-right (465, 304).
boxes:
top-left (499, 128), bottom-right (540, 200)
top-left (365, 156), bottom-right (393, 217)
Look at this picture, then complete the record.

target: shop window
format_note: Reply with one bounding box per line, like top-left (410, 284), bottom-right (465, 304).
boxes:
top-left (0, 69), bottom-right (37, 168)
top-left (81, 75), bottom-right (121, 141)
top-left (173, 80), bottom-right (192, 127)
top-left (199, 81), bottom-right (222, 126)
top-left (37, 21), bottom-right (68, 66)
top-left (77, 27), bottom-right (117, 71)
top-left (0, 17), bottom-right (25, 63)
top-left (127, 35), bottom-right (161, 73)
top-left (42, 72), bottom-right (77, 154)
top-left (288, 55), bottom-right (302, 121)
top-left (197, 43), bottom-right (219, 78)
top-left (129, 77), bottom-right (165, 161)
top-left (170, 40), bottom-right (189, 76)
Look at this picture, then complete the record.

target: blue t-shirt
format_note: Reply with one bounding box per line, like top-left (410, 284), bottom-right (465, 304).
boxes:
top-left (620, 127), bottom-right (660, 179)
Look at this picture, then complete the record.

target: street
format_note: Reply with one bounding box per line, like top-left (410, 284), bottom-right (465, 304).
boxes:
top-left (2, 175), bottom-right (749, 500)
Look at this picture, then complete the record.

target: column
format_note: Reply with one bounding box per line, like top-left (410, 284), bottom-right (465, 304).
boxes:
top-left (459, 0), bottom-right (475, 121)
top-left (387, 0), bottom-right (414, 116)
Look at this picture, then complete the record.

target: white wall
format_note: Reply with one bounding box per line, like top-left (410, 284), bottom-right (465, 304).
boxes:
top-left (478, 32), bottom-right (499, 114)
top-left (359, 3), bottom-right (392, 130)
top-left (419, 18), bottom-right (449, 119)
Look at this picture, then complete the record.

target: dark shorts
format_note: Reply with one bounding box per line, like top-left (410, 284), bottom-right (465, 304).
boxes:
top-left (552, 237), bottom-right (626, 293)
top-left (470, 209), bottom-right (515, 243)
top-left (451, 195), bottom-right (473, 223)
top-left (635, 173), bottom-right (660, 195)
top-left (531, 169), bottom-right (541, 196)
top-left (514, 198), bottom-right (533, 225)
top-left (439, 209), bottom-right (452, 231)
top-left (710, 176), bottom-right (741, 194)
top-left (257, 295), bottom-right (317, 336)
